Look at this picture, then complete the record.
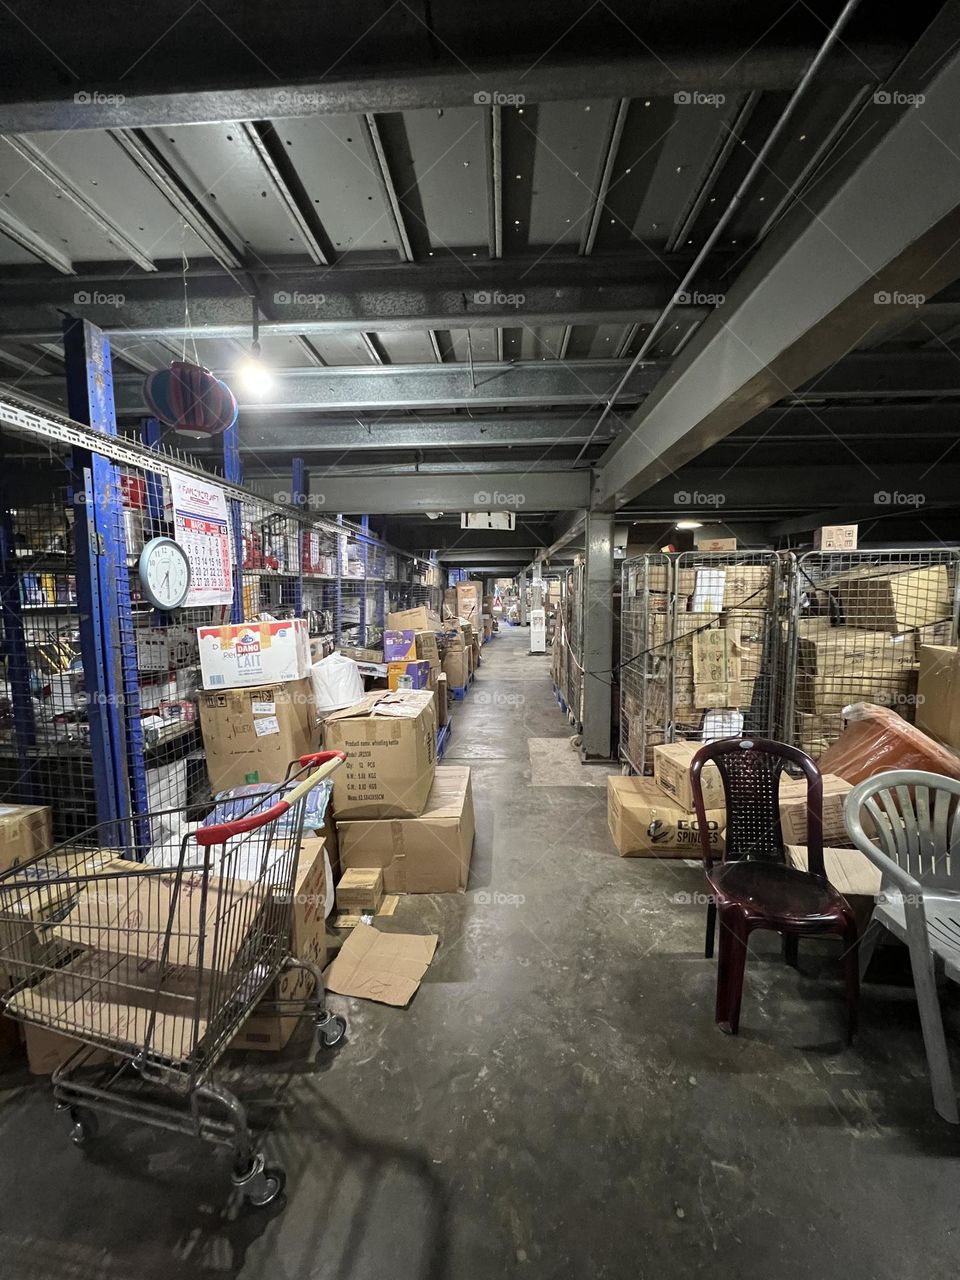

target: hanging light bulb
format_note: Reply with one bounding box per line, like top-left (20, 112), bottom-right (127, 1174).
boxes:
top-left (236, 299), bottom-right (273, 397)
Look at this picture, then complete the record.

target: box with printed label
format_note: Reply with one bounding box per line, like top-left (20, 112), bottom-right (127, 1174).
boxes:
top-left (653, 741), bottom-right (725, 812)
top-left (456, 582), bottom-right (483, 626)
top-left (338, 767), bottom-right (475, 892)
top-left (322, 690), bottom-right (437, 818)
top-left (778, 772), bottom-right (853, 846)
top-left (384, 630), bottom-right (417, 661)
top-left (607, 777), bottom-right (724, 858)
top-left (197, 618), bottom-right (311, 689)
top-left (387, 660), bottom-right (431, 690)
top-left (199, 678), bottom-right (316, 792)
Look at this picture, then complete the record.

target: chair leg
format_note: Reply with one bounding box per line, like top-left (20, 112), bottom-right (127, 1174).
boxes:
top-left (715, 909), bottom-right (750, 1035)
top-left (840, 919), bottom-right (859, 1045)
top-left (858, 913), bottom-right (883, 980)
top-left (783, 934), bottom-right (799, 968)
top-left (705, 901), bottom-right (717, 960)
top-left (905, 920), bottom-right (960, 1123)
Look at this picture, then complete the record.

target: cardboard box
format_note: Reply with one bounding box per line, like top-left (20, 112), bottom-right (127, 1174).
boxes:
top-left (338, 645), bottom-right (383, 664)
top-left (437, 674), bottom-right (449, 727)
top-left (386, 607), bottom-right (442, 632)
top-left (456, 582), bottom-right (483, 626)
top-left (415, 632), bottom-right (441, 667)
top-left (230, 838), bottom-right (329, 1051)
top-left (322, 690), bottom-right (437, 818)
top-left (837, 565), bottom-right (950, 634)
top-left (199, 678), bottom-right (316, 792)
top-left (384, 630), bottom-right (417, 661)
top-left (323, 922), bottom-right (437, 1007)
top-left (443, 646), bottom-right (469, 690)
top-left (795, 710), bottom-right (845, 759)
top-left (785, 842), bottom-right (880, 932)
top-left (338, 767), bottom-right (475, 893)
top-left (387, 660), bottom-right (431, 691)
top-left (778, 773), bottom-right (853, 846)
top-left (721, 566), bottom-right (769, 610)
top-left (653, 741), bottom-right (725, 811)
top-left (814, 524), bottom-right (858, 551)
top-left (442, 589), bottom-right (459, 621)
top-left (337, 867), bottom-right (384, 913)
top-left (0, 804), bottom-right (53, 872)
top-left (23, 1024), bottom-right (111, 1075)
top-left (695, 536), bottom-right (737, 552)
top-left (607, 777), bottom-right (724, 857)
top-left (917, 645), bottom-right (960, 747)
top-left (693, 628), bottom-right (741, 708)
top-left (198, 619), bottom-right (311, 690)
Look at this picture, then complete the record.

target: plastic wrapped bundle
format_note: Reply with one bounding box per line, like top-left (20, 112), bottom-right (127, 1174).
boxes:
top-left (817, 702), bottom-right (960, 785)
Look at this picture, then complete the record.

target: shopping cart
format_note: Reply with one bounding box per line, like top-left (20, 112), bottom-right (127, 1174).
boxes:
top-left (0, 749), bottom-right (347, 1208)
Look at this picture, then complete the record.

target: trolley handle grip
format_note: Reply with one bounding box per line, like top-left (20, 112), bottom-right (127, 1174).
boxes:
top-left (193, 751), bottom-right (347, 847)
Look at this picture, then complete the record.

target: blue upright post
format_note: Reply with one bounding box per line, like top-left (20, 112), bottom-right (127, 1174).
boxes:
top-left (291, 456), bottom-right (305, 618)
top-left (223, 417), bottom-right (245, 623)
top-left (64, 317), bottom-right (147, 848)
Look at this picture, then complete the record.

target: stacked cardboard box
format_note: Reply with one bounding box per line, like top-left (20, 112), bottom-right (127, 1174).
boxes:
top-left (198, 678), bottom-right (317, 793)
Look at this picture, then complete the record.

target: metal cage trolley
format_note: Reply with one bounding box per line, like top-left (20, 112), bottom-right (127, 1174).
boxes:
top-left (0, 749), bottom-right (347, 1208)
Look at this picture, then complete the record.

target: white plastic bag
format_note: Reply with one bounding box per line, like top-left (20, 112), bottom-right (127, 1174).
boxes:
top-left (310, 651), bottom-right (364, 714)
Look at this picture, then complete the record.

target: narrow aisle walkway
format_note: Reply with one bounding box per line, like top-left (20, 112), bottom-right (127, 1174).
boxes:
top-left (2, 624), bottom-right (957, 1280)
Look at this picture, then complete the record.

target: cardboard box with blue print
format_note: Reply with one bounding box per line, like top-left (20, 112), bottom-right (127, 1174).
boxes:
top-left (384, 630), bottom-right (417, 661)
top-left (197, 618), bottom-right (311, 690)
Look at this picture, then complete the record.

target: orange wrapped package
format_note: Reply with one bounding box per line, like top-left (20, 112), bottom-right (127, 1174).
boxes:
top-left (817, 702), bottom-right (960, 786)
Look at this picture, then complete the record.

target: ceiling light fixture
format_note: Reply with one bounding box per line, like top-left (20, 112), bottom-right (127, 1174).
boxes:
top-left (237, 297), bottom-right (273, 397)
top-left (675, 520), bottom-right (703, 530)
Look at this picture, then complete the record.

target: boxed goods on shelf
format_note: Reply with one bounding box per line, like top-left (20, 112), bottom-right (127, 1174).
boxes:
top-left (607, 777), bottom-right (724, 857)
top-left (322, 690), bottom-right (437, 818)
top-left (198, 619), bottom-right (311, 689)
top-left (917, 644), bottom-right (960, 747)
top-left (836, 564), bottom-right (951, 634)
top-left (693, 628), bottom-right (741, 709)
top-left (384, 630), bottom-right (417, 661)
top-left (721, 565), bottom-right (770, 609)
top-left (199, 678), bottom-right (316, 792)
top-left (338, 767), bottom-right (474, 893)
top-left (386, 606), bottom-right (442, 631)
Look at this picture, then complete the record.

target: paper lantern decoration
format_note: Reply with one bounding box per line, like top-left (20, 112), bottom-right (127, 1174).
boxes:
top-left (143, 361), bottom-right (239, 438)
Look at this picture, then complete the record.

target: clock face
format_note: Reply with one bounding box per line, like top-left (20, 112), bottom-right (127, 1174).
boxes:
top-left (139, 537), bottom-right (191, 610)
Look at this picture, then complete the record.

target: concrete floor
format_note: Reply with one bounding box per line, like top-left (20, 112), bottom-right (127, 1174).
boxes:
top-left (2, 623), bottom-right (960, 1278)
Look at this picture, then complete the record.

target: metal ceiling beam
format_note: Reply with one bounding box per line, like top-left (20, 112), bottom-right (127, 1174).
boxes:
top-left (362, 114), bottom-right (414, 263)
top-left (240, 122), bottom-right (330, 266)
top-left (0, 49), bottom-right (902, 134)
top-left (580, 98), bottom-right (629, 256)
top-left (486, 104), bottom-right (503, 260)
top-left (594, 47), bottom-right (960, 510)
top-left (224, 414), bottom-right (615, 453)
top-left (3, 135), bottom-right (157, 272)
top-left (109, 129), bottom-right (245, 273)
top-left (253, 470), bottom-right (590, 513)
top-left (0, 253), bottom-right (709, 338)
top-left (16, 350), bottom-right (960, 416)
top-left (0, 205), bottom-right (73, 274)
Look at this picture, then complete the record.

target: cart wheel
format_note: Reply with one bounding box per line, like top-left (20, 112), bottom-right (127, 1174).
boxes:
top-left (570, 735), bottom-right (582, 751)
top-left (317, 1013), bottom-right (347, 1049)
top-left (64, 1106), bottom-right (98, 1147)
top-left (249, 1166), bottom-right (286, 1209)
top-left (621, 763), bottom-right (631, 775)
top-left (567, 710), bottom-right (575, 725)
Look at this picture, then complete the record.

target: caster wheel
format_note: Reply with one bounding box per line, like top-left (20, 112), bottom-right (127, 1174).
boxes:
top-left (249, 1166), bottom-right (286, 1208)
top-left (570, 735), bottom-right (582, 750)
top-left (567, 710), bottom-right (575, 725)
top-left (64, 1106), bottom-right (98, 1147)
top-left (621, 763), bottom-right (631, 775)
top-left (317, 1013), bottom-right (347, 1049)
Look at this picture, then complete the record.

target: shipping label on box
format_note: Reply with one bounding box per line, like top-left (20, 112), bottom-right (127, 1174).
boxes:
top-left (198, 619), bottom-right (311, 689)
top-left (323, 690), bottom-right (437, 818)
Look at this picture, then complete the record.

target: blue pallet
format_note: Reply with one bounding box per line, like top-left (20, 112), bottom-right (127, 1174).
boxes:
top-left (437, 721), bottom-right (452, 760)
top-left (449, 684), bottom-right (467, 701)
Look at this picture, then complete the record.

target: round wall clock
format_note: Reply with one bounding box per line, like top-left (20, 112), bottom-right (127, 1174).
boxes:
top-left (138, 536), bottom-right (191, 610)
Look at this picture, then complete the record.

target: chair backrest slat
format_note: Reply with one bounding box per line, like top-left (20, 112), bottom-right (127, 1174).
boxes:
top-left (846, 770), bottom-right (960, 893)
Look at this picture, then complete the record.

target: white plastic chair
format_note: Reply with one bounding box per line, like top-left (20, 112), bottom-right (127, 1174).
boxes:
top-left (844, 770), bottom-right (960, 1123)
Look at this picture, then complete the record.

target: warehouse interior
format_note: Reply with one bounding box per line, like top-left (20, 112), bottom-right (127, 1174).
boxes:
top-left (2, 2), bottom-right (960, 1277)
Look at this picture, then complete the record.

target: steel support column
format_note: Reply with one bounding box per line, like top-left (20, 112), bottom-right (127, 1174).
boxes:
top-left (580, 512), bottom-right (615, 760)
top-left (222, 418), bottom-right (244, 624)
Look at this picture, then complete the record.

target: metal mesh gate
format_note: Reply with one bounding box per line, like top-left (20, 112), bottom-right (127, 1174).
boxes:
top-left (780, 548), bottom-right (960, 756)
top-left (619, 553), bottom-right (671, 772)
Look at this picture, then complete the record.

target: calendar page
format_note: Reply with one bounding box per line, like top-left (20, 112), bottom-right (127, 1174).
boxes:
top-left (169, 470), bottom-right (233, 607)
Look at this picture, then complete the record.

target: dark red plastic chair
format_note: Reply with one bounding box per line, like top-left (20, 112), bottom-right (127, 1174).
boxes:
top-left (690, 736), bottom-right (859, 1039)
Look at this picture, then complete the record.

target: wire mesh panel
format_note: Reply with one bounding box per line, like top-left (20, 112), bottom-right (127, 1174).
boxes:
top-left (783, 549), bottom-right (960, 757)
top-left (619, 553), bottom-right (671, 773)
top-left (670, 551), bottom-right (784, 746)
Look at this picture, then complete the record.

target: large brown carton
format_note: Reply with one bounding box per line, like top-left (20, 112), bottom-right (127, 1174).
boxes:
top-left (337, 767), bottom-right (475, 893)
top-left (653, 741), bottom-right (725, 811)
top-left (0, 804), bottom-right (53, 873)
top-left (232, 839), bottom-right (329, 1051)
top-left (917, 644), bottom-right (960, 748)
top-left (322, 690), bottom-right (437, 818)
top-left (607, 777), bottom-right (724, 857)
top-left (693, 628), bottom-right (741, 708)
top-left (456, 582), bottom-right (482, 627)
top-left (837, 565), bottom-right (951, 634)
top-left (778, 773), bottom-right (853, 846)
top-left (386, 606), bottom-right (442, 632)
top-left (199, 678), bottom-right (316, 792)
top-left (443, 645), bottom-right (469, 690)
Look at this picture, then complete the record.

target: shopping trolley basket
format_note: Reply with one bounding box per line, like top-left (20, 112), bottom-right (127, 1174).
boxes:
top-left (0, 750), bottom-right (347, 1208)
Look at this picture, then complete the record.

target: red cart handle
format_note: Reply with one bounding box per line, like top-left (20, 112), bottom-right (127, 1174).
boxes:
top-left (195, 750), bottom-right (347, 847)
